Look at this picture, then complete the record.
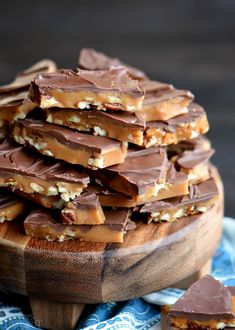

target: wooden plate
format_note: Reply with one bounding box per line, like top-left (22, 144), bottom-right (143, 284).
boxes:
top-left (0, 167), bottom-right (223, 304)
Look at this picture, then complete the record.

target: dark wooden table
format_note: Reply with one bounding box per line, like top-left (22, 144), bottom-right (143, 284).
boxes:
top-left (0, 0), bottom-right (234, 216)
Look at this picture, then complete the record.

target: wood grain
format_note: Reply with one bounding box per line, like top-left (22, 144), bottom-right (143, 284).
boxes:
top-left (0, 167), bottom-right (223, 304)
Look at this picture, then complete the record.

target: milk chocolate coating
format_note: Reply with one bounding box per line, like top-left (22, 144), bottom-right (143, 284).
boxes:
top-left (0, 139), bottom-right (89, 184)
top-left (146, 103), bottom-right (204, 132)
top-left (15, 119), bottom-right (125, 153)
top-left (170, 275), bottom-right (234, 321)
top-left (96, 147), bottom-right (168, 195)
top-left (79, 48), bottom-right (148, 80)
top-left (0, 189), bottom-right (23, 209)
top-left (31, 67), bottom-right (144, 98)
top-left (140, 178), bottom-right (218, 213)
top-left (140, 79), bottom-right (194, 106)
top-left (25, 208), bottom-right (133, 232)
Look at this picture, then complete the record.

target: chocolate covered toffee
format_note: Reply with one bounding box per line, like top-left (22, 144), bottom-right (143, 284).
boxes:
top-left (161, 275), bottom-right (235, 330)
top-left (0, 59), bottom-right (57, 126)
top-left (29, 67), bottom-right (145, 111)
top-left (137, 178), bottom-right (218, 223)
top-left (0, 189), bottom-right (26, 222)
top-left (13, 120), bottom-right (128, 169)
top-left (0, 48), bottom-right (220, 245)
top-left (24, 208), bottom-right (135, 243)
top-left (0, 140), bottom-right (89, 201)
top-left (44, 102), bottom-right (205, 147)
top-left (78, 49), bottom-right (194, 121)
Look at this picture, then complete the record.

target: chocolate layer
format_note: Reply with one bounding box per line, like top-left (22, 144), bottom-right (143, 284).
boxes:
top-left (170, 275), bottom-right (234, 321)
top-left (78, 48), bottom-right (147, 80)
top-left (140, 178), bottom-right (218, 213)
top-left (0, 139), bottom-right (89, 184)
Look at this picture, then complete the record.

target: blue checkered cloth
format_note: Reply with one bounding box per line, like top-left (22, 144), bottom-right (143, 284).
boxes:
top-left (0, 217), bottom-right (234, 330)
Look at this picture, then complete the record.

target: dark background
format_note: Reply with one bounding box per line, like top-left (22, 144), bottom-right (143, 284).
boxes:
top-left (0, 0), bottom-right (234, 216)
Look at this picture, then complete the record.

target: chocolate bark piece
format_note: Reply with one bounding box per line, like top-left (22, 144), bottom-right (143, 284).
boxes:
top-left (79, 48), bottom-right (148, 80)
top-left (29, 67), bottom-right (145, 111)
top-left (61, 191), bottom-right (105, 225)
top-left (92, 155), bottom-right (188, 205)
top-left (170, 275), bottom-right (235, 321)
top-left (13, 119), bottom-right (127, 169)
top-left (138, 177), bottom-right (218, 223)
top-left (0, 59), bottom-right (57, 125)
top-left (0, 139), bottom-right (89, 201)
top-left (0, 189), bottom-right (26, 222)
top-left (44, 102), bottom-right (206, 148)
top-left (45, 107), bottom-right (146, 146)
top-left (161, 277), bottom-right (235, 330)
top-left (169, 137), bottom-right (214, 185)
top-left (139, 79), bottom-right (194, 122)
top-left (24, 208), bottom-right (134, 243)
top-left (144, 103), bottom-right (209, 148)
top-left (94, 147), bottom-right (168, 197)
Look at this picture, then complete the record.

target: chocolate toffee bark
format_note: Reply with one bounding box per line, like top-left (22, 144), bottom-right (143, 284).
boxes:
top-left (61, 191), bottom-right (105, 225)
top-left (137, 177), bottom-right (218, 223)
top-left (144, 103), bottom-right (209, 147)
top-left (29, 67), bottom-right (145, 111)
top-left (24, 208), bottom-right (135, 243)
top-left (92, 149), bottom-right (188, 205)
top-left (78, 48), bottom-right (193, 121)
top-left (0, 59), bottom-right (57, 126)
top-left (44, 102), bottom-right (206, 148)
top-left (45, 107), bottom-right (146, 146)
top-left (13, 120), bottom-right (127, 169)
top-left (169, 137), bottom-right (214, 184)
top-left (139, 79), bottom-right (193, 122)
top-left (0, 189), bottom-right (26, 223)
top-left (161, 275), bottom-right (235, 330)
top-left (0, 140), bottom-right (89, 202)
top-left (79, 48), bottom-right (148, 80)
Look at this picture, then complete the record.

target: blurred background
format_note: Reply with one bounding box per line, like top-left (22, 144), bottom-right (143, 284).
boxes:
top-left (0, 0), bottom-right (234, 216)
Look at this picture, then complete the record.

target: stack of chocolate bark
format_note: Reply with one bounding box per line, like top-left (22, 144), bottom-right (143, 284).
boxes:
top-left (0, 49), bottom-right (219, 243)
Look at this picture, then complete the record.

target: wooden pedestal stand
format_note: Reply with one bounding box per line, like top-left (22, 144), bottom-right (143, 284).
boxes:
top-left (0, 168), bottom-right (223, 329)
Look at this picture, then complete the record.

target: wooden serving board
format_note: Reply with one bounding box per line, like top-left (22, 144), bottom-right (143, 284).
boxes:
top-left (0, 167), bottom-right (224, 329)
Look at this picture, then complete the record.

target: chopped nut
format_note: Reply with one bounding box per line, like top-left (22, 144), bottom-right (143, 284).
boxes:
top-left (30, 182), bottom-right (45, 193)
top-left (47, 186), bottom-right (58, 196)
top-left (41, 97), bottom-right (59, 108)
top-left (197, 206), bottom-right (207, 213)
top-left (93, 126), bottom-right (107, 136)
top-left (43, 150), bottom-right (54, 157)
top-left (88, 156), bottom-right (104, 169)
top-left (47, 113), bottom-right (53, 123)
top-left (68, 115), bottom-right (81, 123)
top-left (54, 118), bottom-right (63, 125)
top-left (0, 216), bottom-right (6, 223)
top-left (78, 101), bottom-right (90, 109)
top-left (14, 135), bottom-right (25, 144)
